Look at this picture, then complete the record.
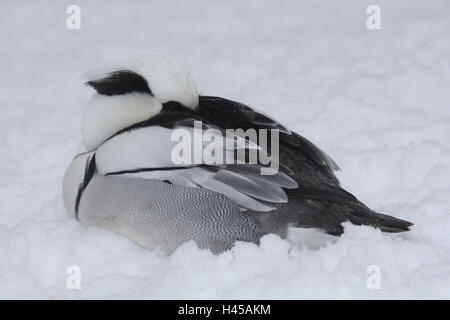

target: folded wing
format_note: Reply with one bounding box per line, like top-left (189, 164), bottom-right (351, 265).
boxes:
top-left (94, 114), bottom-right (298, 211)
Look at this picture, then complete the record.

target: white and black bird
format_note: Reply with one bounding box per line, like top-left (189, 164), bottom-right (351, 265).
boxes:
top-left (63, 55), bottom-right (412, 253)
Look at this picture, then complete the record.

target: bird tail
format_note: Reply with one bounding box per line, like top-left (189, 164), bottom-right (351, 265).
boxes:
top-left (336, 201), bottom-right (413, 234)
top-left (281, 187), bottom-right (413, 236)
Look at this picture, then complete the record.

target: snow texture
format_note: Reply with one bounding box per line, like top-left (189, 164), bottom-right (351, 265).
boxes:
top-left (1, 0), bottom-right (450, 299)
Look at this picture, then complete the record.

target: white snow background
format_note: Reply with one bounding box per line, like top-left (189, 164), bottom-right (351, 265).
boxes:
top-left (1, 0), bottom-right (450, 299)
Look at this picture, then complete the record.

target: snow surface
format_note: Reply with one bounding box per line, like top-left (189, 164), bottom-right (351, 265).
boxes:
top-left (1, 0), bottom-right (450, 299)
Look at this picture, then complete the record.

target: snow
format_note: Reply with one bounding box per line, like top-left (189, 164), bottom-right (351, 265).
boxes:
top-left (1, 0), bottom-right (450, 299)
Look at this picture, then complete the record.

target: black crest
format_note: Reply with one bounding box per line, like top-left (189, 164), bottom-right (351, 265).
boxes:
top-left (85, 70), bottom-right (152, 96)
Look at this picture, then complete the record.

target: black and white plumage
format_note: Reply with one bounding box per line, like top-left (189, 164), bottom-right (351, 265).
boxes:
top-left (63, 55), bottom-right (412, 253)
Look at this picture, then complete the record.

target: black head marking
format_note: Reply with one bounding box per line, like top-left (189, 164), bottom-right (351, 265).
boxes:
top-left (85, 70), bottom-right (152, 96)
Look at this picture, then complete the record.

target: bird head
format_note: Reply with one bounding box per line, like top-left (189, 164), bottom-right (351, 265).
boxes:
top-left (82, 55), bottom-right (198, 151)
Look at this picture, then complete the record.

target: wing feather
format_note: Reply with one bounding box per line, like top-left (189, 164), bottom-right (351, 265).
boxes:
top-left (197, 96), bottom-right (340, 172)
top-left (95, 117), bottom-right (297, 212)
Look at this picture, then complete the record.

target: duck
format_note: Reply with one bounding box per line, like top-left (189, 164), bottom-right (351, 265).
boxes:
top-left (63, 55), bottom-right (413, 254)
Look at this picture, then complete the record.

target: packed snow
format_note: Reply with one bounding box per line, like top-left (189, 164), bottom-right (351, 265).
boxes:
top-left (1, 0), bottom-right (450, 299)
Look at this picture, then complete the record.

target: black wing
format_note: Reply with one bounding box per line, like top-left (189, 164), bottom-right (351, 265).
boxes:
top-left (196, 96), bottom-right (341, 187)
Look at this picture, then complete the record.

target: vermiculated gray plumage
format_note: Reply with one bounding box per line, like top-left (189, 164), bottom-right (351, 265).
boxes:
top-left (78, 174), bottom-right (261, 254)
